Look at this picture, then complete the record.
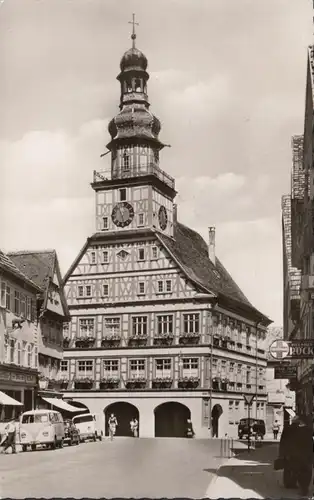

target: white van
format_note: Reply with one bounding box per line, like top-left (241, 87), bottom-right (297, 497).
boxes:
top-left (72, 413), bottom-right (103, 442)
top-left (19, 410), bottom-right (65, 451)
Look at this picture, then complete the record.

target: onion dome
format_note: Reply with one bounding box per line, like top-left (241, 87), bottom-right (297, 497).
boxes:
top-left (120, 47), bottom-right (148, 72)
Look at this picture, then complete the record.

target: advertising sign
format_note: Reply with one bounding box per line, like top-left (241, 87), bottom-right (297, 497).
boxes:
top-left (269, 339), bottom-right (314, 360)
top-left (274, 365), bottom-right (297, 379)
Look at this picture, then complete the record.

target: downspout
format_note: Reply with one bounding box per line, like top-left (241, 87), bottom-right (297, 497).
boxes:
top-left (254, 320), bottom-right (261, 419)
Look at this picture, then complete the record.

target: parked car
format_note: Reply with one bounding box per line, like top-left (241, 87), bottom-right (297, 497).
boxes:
top-left (19, 410), bottom-right (65, 451)
top-left (72, 413), bottom-right (103, 442)
top-left (64, 420), bottom-right (80, 446)
top-left (238, 418), bottom-right (266, 440)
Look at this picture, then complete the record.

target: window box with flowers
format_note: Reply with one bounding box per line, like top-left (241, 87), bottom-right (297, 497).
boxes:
top-left (48, 378), bottom-right (63, 389)
top-left (75, 336), bottom-right (96, 349)
top-left (101, 335), bottom-right (121, 348)
top-left (212, 377), bottom-right (221, 391)
top-left (63, 336), bottom-right (70, 348)
top-left (125, 377), bottom-right (147, 389)
top-left (152, 377), bottom-right (173, 389)
top-left (99, 377), bottom-right (120, 390)
top-left (128, 335), bottom-right (148, 347)
top-left (153, 334), bottom-right (174, 346)
top-left (178, 376), bottom-right (200, 389)
top-left (60, 379), bottom-right (69, 390)
top-left (221, 378), bottom-right (229, 391)
top-left (179, 333), bottom-right (200, 345)
top-left (74, 377), bottom-right (94, 389)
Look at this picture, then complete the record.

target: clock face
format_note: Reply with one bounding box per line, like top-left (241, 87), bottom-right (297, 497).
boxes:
top-left (158, 206), bottom-right (168, 231)
top-left (111, 202), bottom-right (134, 228)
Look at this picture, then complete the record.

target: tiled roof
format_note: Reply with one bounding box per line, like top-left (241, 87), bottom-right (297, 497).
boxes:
top-left (157, 222), bottom-right (270, 321)
top-left (0, 250), bottom-right (40, 290)
top-left (7, 250), bottom-right (56, 291)
top-left (281, 195), bottom-right (301, 298)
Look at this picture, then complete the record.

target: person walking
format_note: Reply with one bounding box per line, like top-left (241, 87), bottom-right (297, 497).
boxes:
top-left (1, 419), bottom-right (17, 454)
top-left (108, 413), bottom-right (118, 441)
top-left (278, 415), bottom-right (312, 497)
top-left (272, 420), bottom-right (280, 440)
top-left (130, 418), bottom-right (138, 437)
top-left (186, 419), bottom-right (195, 438)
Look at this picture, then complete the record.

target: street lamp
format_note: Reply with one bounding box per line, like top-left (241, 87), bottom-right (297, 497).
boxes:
top-left (243, 393), bottom-right (255, 453)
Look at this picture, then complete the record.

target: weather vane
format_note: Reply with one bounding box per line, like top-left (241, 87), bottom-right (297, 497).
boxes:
top-left (128, 13), bottom-right (139, 48)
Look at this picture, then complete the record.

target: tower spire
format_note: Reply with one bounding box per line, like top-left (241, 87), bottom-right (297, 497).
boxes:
top-left (128, 13), bottom-right (139, 49)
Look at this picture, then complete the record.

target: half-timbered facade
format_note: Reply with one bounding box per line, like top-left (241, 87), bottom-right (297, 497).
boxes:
top-left (61, 30), bottom-right (272, 438)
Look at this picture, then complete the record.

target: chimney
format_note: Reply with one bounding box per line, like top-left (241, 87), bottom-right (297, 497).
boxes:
top-left (173, 204), bottom-right (177, 224)
top-left (208, 226), bottom-right (216, 264)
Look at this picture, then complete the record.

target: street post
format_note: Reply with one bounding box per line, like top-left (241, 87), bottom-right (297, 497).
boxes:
top-left (243, 393), bottom-right (255, 453)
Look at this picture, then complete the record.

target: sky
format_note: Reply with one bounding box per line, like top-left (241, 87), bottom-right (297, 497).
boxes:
top-left (0, 0), bottom-right (312, 326)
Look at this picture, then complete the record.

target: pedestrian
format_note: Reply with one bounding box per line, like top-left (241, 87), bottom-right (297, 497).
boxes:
top-left (272, 420), bottom-right (280, 440)
top-left (278, 415), bottom-right (312, 497)
top-left (108, 413), bottom-right (118, 441)
top-left (130, 418), bottom-right (138, 437)
top-left (186, 419), bottom-right (195, 438)
top-left (1, 418), bottom-right (17, 454)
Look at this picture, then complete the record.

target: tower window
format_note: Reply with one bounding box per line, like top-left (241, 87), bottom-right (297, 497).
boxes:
top-left (102, 217), bottom-right (109, 230)
top-left (103, 284), bottom-right (109, 297)
top-left (91, 252), bottom-right (96, 264)
top-left (138, 282), bottom-right (145, 295)
top-left (119, 188), bottom-right (127, 201)
top-left (126, 80), bottom-right (132, 93)
top-left (123, 153), bottom-right (130, 171)
top-left (138, 213), bottom-right (144, 227)
top-left (138, 248), bottom-right (145, 261)
top-left (102, 251), bottom-right (109, 263)
top-left (135, 79), bottom-right (142, 92)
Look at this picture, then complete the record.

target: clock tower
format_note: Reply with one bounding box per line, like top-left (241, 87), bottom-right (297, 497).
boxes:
top-left (92, 17), bottom-right (176, 238)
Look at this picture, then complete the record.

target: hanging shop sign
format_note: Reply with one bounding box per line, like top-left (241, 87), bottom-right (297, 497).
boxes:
top-left (269, 339), bottom-right (314, 360)
top-left (274, 364), bottom-right (297, 379)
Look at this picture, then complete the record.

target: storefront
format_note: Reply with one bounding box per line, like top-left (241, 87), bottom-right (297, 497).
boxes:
top-left (0, 364), bottom-right (37, 420)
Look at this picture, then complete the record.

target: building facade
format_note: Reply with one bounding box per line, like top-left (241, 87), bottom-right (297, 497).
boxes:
top-left (282, 46), bottom-right (314, 419)
top-left (0, 251), bottom-right (40, 420)
top-left (61, 32), bottom-right (271, 438)
top-left (8, 251), bottom-right (70, 406)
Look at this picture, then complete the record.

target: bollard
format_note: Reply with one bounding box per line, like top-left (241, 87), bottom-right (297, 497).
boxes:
top-left (220, 437), bottom-right (234, 458)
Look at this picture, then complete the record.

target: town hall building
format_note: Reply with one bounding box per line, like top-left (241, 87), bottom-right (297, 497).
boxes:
top-left (60, 24), bottom-right (272, 438)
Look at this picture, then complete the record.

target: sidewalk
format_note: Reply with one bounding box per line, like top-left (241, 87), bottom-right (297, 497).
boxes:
top-left (206, 443), bottom-right (313, 499)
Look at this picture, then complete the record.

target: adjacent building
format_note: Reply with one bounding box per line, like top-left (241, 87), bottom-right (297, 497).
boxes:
top-left (282, 45), bottom-right (314, 419)
top-left (8, 250), bottom-right (70, 407)
top-left (61, 31), bottom-right (272, 438)
top-left (0, 250), bottom-right (40, 420)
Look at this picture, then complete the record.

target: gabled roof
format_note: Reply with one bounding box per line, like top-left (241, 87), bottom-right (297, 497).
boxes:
top-left (157, 222), bottom-right (270, 323)
top-left (0, 250), bottom-right (41, 291)
top-left (7, 250), bottom-right (56, 290)
top-left (63, 221), bottom-right (270, 324)
top-left (8, 250), bottom-right (70, 319)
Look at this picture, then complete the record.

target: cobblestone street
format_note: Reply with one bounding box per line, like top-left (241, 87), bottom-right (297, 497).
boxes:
top-left (0, 438), bottom-right (224, 498)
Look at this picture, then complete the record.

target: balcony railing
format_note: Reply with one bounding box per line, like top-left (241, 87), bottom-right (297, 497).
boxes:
top-left (93, 163), bottom-right (175, 190)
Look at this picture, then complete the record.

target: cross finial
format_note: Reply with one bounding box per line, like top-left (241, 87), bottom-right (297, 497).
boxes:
top-left (128, 13), bottom-right (139, 48)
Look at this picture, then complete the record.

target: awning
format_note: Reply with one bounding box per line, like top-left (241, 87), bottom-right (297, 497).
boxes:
top-left (0, 390), bottom-right (23, 406)
top-left (41, 397), bottom-right (80, 413)
top-left (285, 408), bottom-right (296, 418)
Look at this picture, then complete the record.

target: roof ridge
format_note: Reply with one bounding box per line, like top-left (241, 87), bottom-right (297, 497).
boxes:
top-left (8, 249), bottom-right (56, 255)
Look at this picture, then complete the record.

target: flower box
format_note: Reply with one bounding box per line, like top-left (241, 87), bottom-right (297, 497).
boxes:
top-left (153, 335), bottom-right (174, 346)
top-left (63, 336), bottom-right (70, 348)
top-left (178, 376), bottom-right (200, 389)
top-left (152, 377), bottom-right (173, 389)
top-left (99, 377), bottom-right (120, 389)
top-left (101, 335), bottom-right (121, 347)
top-left (128, 335), bottom-right (148, 346)
top-left (179, 333), bottom-right (200, 345)
top-left (74, 377), bottom-right (94, 389)
top-left (125, 377), bottom-right (147, 389)
top-left (75, 337), bottom-right (96, 348)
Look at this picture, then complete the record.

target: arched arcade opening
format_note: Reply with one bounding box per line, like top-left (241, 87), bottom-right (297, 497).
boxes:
top-left (104, 402), bottom-right (139, 437)
top-left (154, 402), bottom-right (191, 437)
top-left (211, 404), bottom-right (223, 438)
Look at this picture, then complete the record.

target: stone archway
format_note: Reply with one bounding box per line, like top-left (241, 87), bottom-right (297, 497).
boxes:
top-left (104, 402), bottom-right (139, 437)
top-left (211, 404), bottom-right (223, 438)
top-left (154, 402), bottom-right (191, 437)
